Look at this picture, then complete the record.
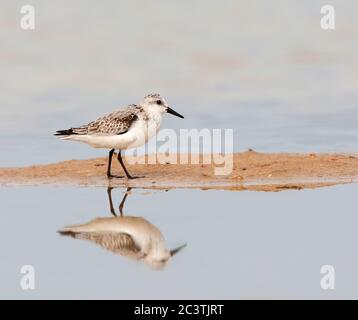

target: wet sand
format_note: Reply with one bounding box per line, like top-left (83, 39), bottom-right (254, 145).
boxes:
top-left (0, 151), bottom-right (357, 191)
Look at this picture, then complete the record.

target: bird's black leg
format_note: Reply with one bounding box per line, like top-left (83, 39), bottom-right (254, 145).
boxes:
top-left (107, 187), bottom-right (117, 216)
top-left (107, 149), bottom-right (115, 178)
top-left (117, 150), bottom-right (135, 179)
top-left (119, 187), bottom-right (132, 216)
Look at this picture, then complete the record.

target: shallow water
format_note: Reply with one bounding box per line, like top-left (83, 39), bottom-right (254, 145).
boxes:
top-left (1, 184), bottom-right (358, 299)
top-left (1, 0), bottom-right (358, 167)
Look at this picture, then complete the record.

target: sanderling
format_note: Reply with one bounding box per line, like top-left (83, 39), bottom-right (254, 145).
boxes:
top-left (58, 188), bottom-right (186, 269)
top-left (55, 94), bottom-right (184, 179)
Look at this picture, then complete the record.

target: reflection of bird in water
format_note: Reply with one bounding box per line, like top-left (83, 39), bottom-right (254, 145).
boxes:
top-left (58, 188), bottom-right (186, 270)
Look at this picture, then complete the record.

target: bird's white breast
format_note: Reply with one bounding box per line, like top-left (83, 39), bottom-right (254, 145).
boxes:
top-left (124, 111), bottom-right (162, 149)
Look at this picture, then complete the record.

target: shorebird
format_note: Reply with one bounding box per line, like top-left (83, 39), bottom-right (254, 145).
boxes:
top-left (55, 94), bottom-right (184, 179)
top-left (58, 188), bottom-right (186, 269)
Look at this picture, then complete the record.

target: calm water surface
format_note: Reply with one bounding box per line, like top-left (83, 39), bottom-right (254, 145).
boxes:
top-left (1, 184), bottom-right (358, 299)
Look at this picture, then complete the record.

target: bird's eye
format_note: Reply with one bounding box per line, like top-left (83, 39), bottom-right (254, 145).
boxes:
top-left (156, 100), bottom-right (162, 105)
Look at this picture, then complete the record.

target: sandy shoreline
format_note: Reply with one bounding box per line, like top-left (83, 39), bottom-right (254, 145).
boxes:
top-left (0, 151), bottom-right (357, 191)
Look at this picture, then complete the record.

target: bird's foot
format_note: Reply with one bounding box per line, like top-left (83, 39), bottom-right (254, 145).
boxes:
top-left (125, 175), bottom-right (144, 180)
top-left (107, 174), bottom-right (125, 179)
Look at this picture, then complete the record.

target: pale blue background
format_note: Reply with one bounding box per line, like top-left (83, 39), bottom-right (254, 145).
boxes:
top-left (0, 0), bottom-right (357, 166)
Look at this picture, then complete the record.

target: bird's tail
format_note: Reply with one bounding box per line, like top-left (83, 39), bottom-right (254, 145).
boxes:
top-left (58, 229), bottom-right (91, 241)
top-left (54, 128), bottom-right (78, 136)
top-left (58, 223), bottom-right (86, 237)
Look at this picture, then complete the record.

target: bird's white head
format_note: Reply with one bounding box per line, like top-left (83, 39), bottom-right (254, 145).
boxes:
top-left (143, 243), bottom-right (187, 270)
top-left (141, 94), bottom-right (184, 119)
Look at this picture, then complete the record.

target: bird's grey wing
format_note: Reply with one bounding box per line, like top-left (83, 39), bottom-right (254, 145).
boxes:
top-left (72, 105), bottom-right (142, 135)
top-left (72, 231), bottom-right (142, 258)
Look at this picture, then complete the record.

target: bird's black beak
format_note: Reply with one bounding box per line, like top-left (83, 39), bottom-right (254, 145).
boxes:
top-left (167, 107), bottom-right (184, 119)
top-left (170, 243), bottom-right (187, 257)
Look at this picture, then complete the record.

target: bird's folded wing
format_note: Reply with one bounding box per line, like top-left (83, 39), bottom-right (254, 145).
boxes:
top-left (73, 231), bottom-right (141, 258)
top-left (72, 105), bottom-right (142, 135)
